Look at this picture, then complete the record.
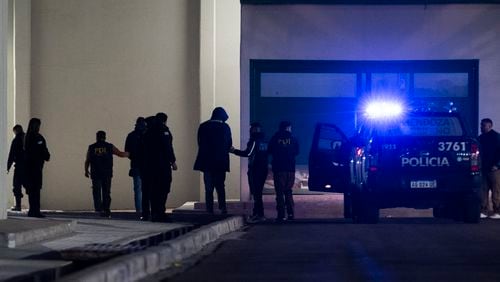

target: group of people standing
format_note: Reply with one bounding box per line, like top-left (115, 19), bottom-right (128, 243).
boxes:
top-left (195, 107), bottom-right (300, 223)
top-left (232, 120), bottom-right (300, 222)
top-left (7, 118), bottom-right (50, 218)
top-left (85, 112), bottom-right (177, 222)
top-left (7, 107), bottom-right (300, 223)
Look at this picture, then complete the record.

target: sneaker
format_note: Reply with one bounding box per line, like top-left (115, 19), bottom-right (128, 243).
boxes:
top-left (489, 213), bottom-right (500, 219)
top-left (480, 213), bottom-right (488, 219)
top-left (287, 214), bottom-right (294, 221)
top-left (11, 206), bottom-right (21, 211)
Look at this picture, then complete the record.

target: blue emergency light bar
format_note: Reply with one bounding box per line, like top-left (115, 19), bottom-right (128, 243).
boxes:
top-left (364, 100), bottom-right (403, 119)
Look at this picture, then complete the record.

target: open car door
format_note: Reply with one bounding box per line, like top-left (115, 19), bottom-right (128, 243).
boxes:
top-left (308, 123), bottom-right (350, 193)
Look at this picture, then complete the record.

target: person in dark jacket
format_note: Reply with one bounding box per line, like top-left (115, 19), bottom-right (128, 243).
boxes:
top-left (142, 113), bottom-right (177, 222)
top-left (7, 125), bottom-right (26, 211)
top-left (231, 122), bottom-right (268, 222)
top-left (268, 121), bottom-right (299, 222)
top-left (24, 118), bottom-right (50, 218)
top-left (85, 130), bottom-right (128, 218)
top-left (479, 118), bottom-right (500, 219)
top-left (138, 115), bottom-right (156, 221)
top-left (194, 107), bottom-right (232, 214)
top-left (125, 117), bottom-right (147, 215)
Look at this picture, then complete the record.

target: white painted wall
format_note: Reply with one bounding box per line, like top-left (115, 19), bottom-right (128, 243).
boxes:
top-left (30, 0), bottom-right (202, 210)
top-left (3, 0), bottom-right (31, 211)
top-left (241, 4), bottom-right (500, 136)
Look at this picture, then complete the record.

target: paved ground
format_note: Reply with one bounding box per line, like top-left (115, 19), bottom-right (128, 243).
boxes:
top-left (0, 210), bottom-right (243, 282)
top-left (0, 193), bottom-right (435, 281)
top-left (164, 217), bottom-right (500, 282)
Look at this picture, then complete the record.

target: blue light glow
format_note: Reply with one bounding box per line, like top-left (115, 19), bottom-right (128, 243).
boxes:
top-left (365, 100), bottom-right (403, 119)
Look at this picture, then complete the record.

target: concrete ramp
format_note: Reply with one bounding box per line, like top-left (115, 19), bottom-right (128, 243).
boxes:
top-left (0, 217), bottom-right (76, 248)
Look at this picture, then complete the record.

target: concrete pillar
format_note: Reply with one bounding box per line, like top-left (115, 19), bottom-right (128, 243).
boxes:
top-left (0, 0), bottom-right (9, 220)
top-left (199, 0), bottom-right (215, 202)
top-left (14, 0), bottom-right (30, 127)
top-left (199, 0), bottom-right (243, 202)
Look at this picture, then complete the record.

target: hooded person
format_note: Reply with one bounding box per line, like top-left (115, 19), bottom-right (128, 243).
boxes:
top-left (194, 107), bottom-right (232, 214)
top-left (24, 118), bottom-right (50, 218)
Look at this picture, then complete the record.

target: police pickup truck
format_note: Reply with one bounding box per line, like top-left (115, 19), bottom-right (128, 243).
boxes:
top-left (308, 101), bottom-right (481, 223)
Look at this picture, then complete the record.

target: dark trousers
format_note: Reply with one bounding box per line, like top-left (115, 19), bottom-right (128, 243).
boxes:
top-left (273, 171), bottom-right (295, 219)
top-left (27, 187), bottom-right (41, 216)
top-left (141, 177), bottom-right (152, 219)
top-left (248, 167), bottom-right (268, 217)
top-left (150, 173), bottom-right (172, 222)
top-left (203, 171), bottom-right (227, 213)
top-left (26, 168), bottom-right (43, 216)
top-left (92, 177), bottom-right (112, 213)
top-left (132, 175), bottom-right (142, 213)
top-left (12, 167), bottom-right (25, 198)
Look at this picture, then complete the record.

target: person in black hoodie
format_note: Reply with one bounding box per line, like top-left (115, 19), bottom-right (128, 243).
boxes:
top-left (7, 125), bottom-right (26, 211)
top-left (125, 117), bottom-right (147, 215)
top-left (268, 121), bottom-right (299, 222)
top-left (479, 118), bottom-right (500, 219)
top-left (85, 131), bottom-right (128, 218)
top-left (142, 113), bottom-right (177, 222)
top-left (139, 116), bottom-right (156, 221)
top-left (231, 122), bottom-right (268, 222)
top-left (24, 118), bottom-right (50, 218)
top-left (194, 107), bottom-right (232, 214)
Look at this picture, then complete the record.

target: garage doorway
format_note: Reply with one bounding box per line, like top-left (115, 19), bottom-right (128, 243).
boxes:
top-left (250, 59), bottom-right (479, 191)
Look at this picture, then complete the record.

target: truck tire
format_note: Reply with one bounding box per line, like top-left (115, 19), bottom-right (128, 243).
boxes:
top-left (433, 202), bottom-right (453, 219)
top-left (343, 192), bottom-right (353, 219)
top-left (353, 192), bottom-right (379, 224)
top-left (463, 193), bottom-right (481, 223)
top-left (432, 206), bottom-right (446, 219)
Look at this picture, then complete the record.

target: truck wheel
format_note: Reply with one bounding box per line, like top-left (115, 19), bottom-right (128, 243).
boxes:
top-left (343, 192), bottom-right (353, 219)
top-left (433, 206), bottom-right (446, 218)
top-left (351, 192), bottom-right (362, 223)
top-left (433, 203), bottom-right (452, 219)
top-left (463, 193), bottom-right (481, 223)
top-left (355, 193), bottom-right (379, 224)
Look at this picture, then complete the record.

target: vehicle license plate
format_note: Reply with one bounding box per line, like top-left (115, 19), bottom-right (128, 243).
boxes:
top-left (410, 180), bottom-right (437, 189)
